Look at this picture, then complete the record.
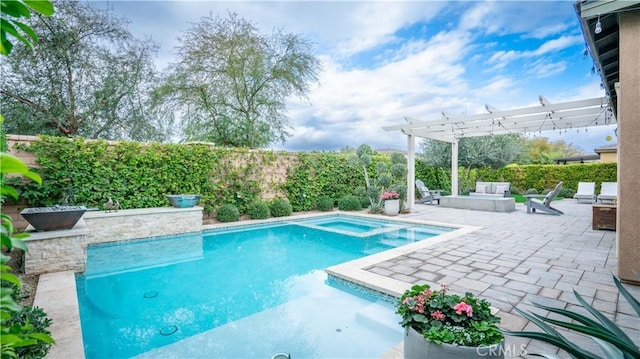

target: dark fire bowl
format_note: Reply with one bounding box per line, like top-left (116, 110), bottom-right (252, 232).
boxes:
top-left (20, 206), bottom-right (87, 232)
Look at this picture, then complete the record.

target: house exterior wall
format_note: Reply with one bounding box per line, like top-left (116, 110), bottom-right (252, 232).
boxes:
top-left (599, 152), bottom-right (617, 163)
top-left (616, 11), bottom-right (640, 285)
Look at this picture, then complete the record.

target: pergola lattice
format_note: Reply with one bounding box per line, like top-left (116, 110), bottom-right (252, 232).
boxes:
top-left (383, 96), bottom-right (616, 210)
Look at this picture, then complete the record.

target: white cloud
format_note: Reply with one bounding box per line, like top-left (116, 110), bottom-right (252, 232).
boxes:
top-left (97, 1), bottom-right (599, 152)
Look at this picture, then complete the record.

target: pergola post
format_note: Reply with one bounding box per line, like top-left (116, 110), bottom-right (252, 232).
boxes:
top-left (406, 134), bottom-right (416, 211)
top-left (451, 139), bottom-right (459, 195)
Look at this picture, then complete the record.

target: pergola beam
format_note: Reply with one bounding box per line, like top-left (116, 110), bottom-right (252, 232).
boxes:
top-left (383, 97), bottom-right (608, 131)
top-left (385, 95), bottom-right (615, 209)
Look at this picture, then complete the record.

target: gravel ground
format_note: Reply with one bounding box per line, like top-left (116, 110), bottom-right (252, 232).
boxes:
top-left (4, 248), bottom-right (39, 307)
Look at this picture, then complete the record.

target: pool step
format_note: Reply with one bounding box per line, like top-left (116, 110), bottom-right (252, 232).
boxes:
top-left (355, 301), bottom-right (402, 337)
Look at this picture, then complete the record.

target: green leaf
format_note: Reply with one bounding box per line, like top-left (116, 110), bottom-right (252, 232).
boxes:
top-left (12, 19), bottom-right (37, 42)
top-left (0, 1), bottom-right (32, 17)
top-left (0, 19), bottom-right (30, 47)
top-left (28, 332), bottom-right (56, 344)
top-left (614, 275), bottom-right (640, 316)
top-left (572, 289), bottom-right (635, 346)
top-left (1, 185), bottom-right (19, 199)
top-left (23, 0), bottom-right (55, 16)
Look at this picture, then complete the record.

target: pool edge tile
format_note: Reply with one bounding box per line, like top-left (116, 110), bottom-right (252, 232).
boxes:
top-left (33, 270), bottom-right (85, 359)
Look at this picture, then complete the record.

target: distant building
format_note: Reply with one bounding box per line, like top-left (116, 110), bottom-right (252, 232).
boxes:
top-left (554, 143), bottom-right (617, 164)
top-left (594, 143), bottom-right (618, 163)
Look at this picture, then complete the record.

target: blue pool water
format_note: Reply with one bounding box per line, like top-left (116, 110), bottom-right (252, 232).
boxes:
top-left (76, 214), bottom-right (452, 358)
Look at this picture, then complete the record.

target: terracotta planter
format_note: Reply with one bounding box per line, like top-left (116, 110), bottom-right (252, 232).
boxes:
top-left (404, 327), bottom-right (504, 359)
top-left (383, 199), bottom-right (400, 216)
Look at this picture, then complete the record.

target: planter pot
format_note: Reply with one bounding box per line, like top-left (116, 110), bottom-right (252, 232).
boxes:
top-left (404, 327), bottom-right (504, 359)
top-left (20, 206), bottom-right (87, 232)
top-left (383, 199), bottom-right (400, 216)
top-left (166, 194), bottom-right (201, 208)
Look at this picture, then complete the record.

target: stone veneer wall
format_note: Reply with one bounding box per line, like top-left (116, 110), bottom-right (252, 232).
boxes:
top-left (24, 207), bottom-right (203, 274)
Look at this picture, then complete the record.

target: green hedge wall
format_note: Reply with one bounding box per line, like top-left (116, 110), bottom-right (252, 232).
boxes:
top-left (13, 136), bottom-right (276, 214)
top-left (475, 163), bottom-right (617, 193)
top-left (12, 136), bottom-right (617, 213)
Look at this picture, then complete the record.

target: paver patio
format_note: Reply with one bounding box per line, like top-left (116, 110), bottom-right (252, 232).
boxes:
top-left (378, 199), bottom-right (639, 358)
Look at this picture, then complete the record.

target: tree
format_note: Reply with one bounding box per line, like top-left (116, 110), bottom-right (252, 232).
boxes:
top-left (419, 135), bottom-right (524, 193)
top-left (518, 137), bottom-right (583, 164)
top-left (156, 12), bottom-right (321, 148)
top-left (420, 134), bottom-right (524, 169)
top-left (0, 1), bottom-right (171, 141)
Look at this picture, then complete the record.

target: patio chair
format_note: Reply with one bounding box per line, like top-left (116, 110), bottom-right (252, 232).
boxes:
top-left (573, 182), bottom-right (596, 203)
top-left (415, 179), bottom-right (442, 205)
top-left (597, 182), bottom-right (617, 204)
top-left (525, 182), bottom-right (564, 215)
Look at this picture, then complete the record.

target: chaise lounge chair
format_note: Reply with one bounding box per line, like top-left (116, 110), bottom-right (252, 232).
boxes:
top-left (415, 179), bottom-right (442, 205)
top-left (573, 182), bottom-right (596, 204)
top-left (525, 182), bottom-right (564, 215)
top-left (597, 182), bottom-right (617, 204)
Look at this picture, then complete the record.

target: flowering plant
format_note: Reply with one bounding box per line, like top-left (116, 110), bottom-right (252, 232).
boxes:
top-left (381, 191), bottom-right (400, 200)
top-left (397, 283), bottom-right (503, 347)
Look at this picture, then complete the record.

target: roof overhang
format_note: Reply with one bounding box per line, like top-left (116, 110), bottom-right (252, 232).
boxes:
top-left (575, 0), bottom-right (640, 114)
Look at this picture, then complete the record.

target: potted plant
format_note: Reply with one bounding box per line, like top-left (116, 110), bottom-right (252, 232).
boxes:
top-left (397, 283), bottom-right (504, 358)
top-left (382, 190), bottom-right (400, 216)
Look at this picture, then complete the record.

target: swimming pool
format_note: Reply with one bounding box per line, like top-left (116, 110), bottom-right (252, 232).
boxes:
top-left (75, 214), bottom-right (453, 358)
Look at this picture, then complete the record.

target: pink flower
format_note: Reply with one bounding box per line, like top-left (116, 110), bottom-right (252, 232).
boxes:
top-left (430, 310), bottom-right (446, 321)
top-left (381, 191), bottom-right (400, 200)
top-left (454, 302), bottom-right (473, 317)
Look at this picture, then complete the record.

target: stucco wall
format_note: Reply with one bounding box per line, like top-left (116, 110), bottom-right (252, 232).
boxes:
top-left (616, 12), bottom-right (640, 285)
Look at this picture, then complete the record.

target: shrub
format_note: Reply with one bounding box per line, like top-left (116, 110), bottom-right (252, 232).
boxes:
top-left (360, 196), bottom-right (371, 208)
top-left (338, 195), bottom-right (362, 211)
top-left (270, 198), bottom-right (293, 217)
top-left (368, 201), bottom-right (382, 214)
top-left (247, 201), bottom-right (270, 219)
top-left (3, 306), bottom-right (53, 359)
top-left (316, 196), bottom-right (334, 212)
top-left (558, 187), bottom-right (576, 198)
top-left (216, 204), bottom-right (240, 222)
top-left (525, 188), bottom-right (538, 195)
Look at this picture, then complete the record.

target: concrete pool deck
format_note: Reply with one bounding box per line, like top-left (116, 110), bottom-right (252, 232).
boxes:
top-left (378, 200), bottom-right (639, 358)
top-left (34, 200), bottom-right (638, 358)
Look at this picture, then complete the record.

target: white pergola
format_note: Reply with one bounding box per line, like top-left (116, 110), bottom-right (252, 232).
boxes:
top-left (383, 96), bottom-right (616, 210)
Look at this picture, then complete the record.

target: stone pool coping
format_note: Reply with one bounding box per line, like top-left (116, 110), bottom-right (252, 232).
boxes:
top-left (37, 210), bottom-right (475, 358)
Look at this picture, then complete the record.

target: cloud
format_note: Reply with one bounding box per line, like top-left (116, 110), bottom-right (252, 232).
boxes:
top-left (528, 60), bottom-right (568, 78)
top-left (487, 35), bottom-right (583, 70)
top-left (97, 0), bottom-right (600, 153)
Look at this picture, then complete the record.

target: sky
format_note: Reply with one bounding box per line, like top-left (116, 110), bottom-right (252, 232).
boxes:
top-left (93, 0), bottom-right (618, 154)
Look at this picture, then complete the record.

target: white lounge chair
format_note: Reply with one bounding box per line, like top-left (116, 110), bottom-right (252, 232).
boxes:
top-left (573, 182), bottom-right (596, 204)
top-left (597, 182), bottom-right (617, 204)
top-left (415, 179), bottom-right (442, 205)
top-left (525, 182), bottom-right (564, 215)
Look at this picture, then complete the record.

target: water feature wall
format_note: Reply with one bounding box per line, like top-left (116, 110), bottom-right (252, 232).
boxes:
top-left (24, 206), bottom-right (203, 274)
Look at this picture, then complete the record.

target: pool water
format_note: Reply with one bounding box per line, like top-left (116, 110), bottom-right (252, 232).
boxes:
top-left (76, 215), bottom-right (451, 358)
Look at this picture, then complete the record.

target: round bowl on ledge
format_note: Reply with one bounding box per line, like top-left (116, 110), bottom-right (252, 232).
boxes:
top-left (20, 205), bottom-right (87, 232)
top-left (166, 194), bottom-right (201, 208)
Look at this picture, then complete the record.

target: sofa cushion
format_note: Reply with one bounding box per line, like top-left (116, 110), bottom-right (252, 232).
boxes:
top-left (475, 183), bottom-right (487, 193)
top-left (495, 185), bottom-right (509, 195)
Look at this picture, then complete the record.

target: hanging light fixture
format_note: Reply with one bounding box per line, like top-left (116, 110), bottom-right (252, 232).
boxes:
top-left (595, 15), bottom-right (602, 34)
